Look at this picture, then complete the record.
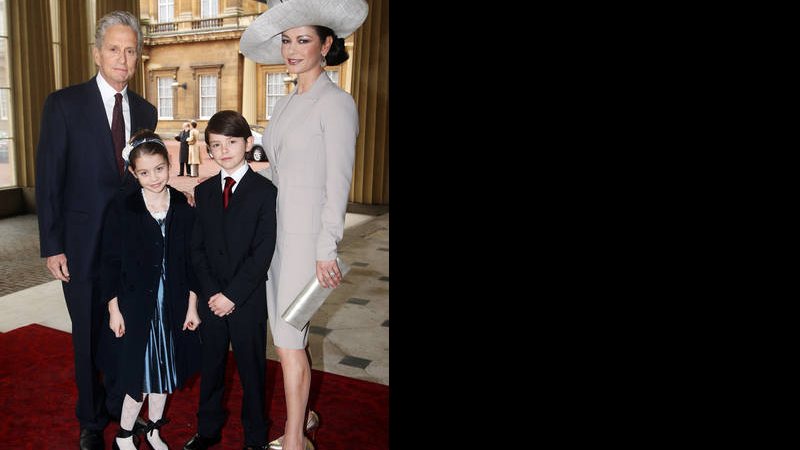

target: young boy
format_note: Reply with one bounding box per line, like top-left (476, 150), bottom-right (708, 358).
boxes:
top-left (186, 110), bottom-right (277, 450)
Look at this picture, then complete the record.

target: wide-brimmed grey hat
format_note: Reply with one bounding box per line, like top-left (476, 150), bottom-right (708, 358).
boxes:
top-left (240, 0), bottom-right (369, 64)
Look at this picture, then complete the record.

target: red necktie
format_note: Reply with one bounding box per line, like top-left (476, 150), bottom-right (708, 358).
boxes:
top-left (223, 176), bottom-right (235, 209)
top-left (111, 93), bottom-right (125, 174)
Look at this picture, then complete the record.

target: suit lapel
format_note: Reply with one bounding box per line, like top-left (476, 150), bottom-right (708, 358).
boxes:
top-left (206, 172), bottom-right (225, 228)
top-left (226, 167), bottom-right (255, 212)
top-left (128, 91), bottom-right (143, 135)
top-left (86, 79), bottom-right (119, 174)
top-left (267, 92), bottom-right (296, 165)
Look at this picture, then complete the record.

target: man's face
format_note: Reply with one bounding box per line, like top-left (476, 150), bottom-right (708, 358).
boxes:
top-left (93, 24), bottom-right (138, 91)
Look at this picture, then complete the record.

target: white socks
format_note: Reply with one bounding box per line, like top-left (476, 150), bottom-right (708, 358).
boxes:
top-left (114, 393), bottom-right (170, 450)
top-left (115, 394), bottom-right (144, 450)
top-left (146, 393), bottom-right (169, 450)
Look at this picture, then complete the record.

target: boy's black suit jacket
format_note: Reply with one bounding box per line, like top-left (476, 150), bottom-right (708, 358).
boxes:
top-left (191, 166), bottom-right (278, 317)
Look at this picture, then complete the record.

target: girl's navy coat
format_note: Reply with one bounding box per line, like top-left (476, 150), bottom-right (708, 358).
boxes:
top-left (99, 185), bottom-right (201, 401)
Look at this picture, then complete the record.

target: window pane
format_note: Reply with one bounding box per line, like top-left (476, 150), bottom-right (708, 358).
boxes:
top-left (266, 72), bottom-right (288, 119)
top-left (0, 88), bottom-right (8, 119)
top-left (157, 77), bottom-right (173, 119)
top-left (199, 75), bottom-right (217, 118)
top-left (0, 0), bottom-right (15, 187)
top-left (201, 0), bottom-right (218, 18)
top-left (158, 0), bottom-right (174, 23)
top-left (0, 0), bottom-right (5, 36)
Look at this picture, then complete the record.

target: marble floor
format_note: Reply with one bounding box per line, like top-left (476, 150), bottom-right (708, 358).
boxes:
top-left (0, 211), bottom-right (389, 385)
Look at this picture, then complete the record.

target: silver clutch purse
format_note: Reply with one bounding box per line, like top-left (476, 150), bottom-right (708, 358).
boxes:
top-left (281, 257), bottom-right (351, 330)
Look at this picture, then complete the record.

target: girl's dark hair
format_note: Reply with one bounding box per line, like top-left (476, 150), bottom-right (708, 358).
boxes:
top-left (128, 129), bottom-right (169, 170)
top-left (204, 110), bottom-right (252, 144)
top-left (314, 26), bottom-right (349, 66)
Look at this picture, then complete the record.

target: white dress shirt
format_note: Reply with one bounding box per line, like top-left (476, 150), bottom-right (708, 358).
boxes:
top-left (220, 161), bottom-right (249, 194)
top-left (96, 73), bottom-right (131, 143)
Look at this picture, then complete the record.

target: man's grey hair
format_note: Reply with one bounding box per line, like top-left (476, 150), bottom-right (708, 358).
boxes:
top-left (95, 10), bottom-right (143, 55)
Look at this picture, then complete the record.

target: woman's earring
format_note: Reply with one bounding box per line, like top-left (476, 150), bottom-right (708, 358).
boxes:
top-left (320, 53), bottom-right (327, 68)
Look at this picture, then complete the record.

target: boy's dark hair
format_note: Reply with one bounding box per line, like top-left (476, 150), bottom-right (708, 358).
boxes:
top-left (314, 26), bottom-right (349, 66)
top-left (128, 129), bottom-right (169, 170)
top-left (204, 110), bottom-right (252, 145)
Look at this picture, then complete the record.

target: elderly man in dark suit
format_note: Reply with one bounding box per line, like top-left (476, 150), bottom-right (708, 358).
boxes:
top-left (35, 11), bottom-right (158, 450)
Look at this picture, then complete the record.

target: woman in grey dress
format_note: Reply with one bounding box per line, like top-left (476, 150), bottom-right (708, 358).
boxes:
top-left (239, 1), bottom-right (369, 449)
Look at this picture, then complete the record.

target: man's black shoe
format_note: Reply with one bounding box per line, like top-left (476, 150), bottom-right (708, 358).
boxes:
top-left (183, 432), bottom-right (221, 450)
top-left (79, 428), bottom-right (104, 450)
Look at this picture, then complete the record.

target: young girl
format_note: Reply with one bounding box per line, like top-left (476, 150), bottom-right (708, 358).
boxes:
top-left (100, 129), bottom-right (202, 450)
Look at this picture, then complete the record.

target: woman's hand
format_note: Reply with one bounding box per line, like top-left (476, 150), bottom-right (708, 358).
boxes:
top-left (108, 297), bottom-right (125, 338)
top-left (316, 259), bottom-right (341, 289)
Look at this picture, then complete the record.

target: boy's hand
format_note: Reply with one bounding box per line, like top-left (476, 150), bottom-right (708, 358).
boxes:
top-left (209, 293), bottom-right (236, 317)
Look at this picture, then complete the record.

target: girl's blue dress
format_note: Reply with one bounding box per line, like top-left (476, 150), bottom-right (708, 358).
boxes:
top-left (142, 208), bottom-right (179, 393)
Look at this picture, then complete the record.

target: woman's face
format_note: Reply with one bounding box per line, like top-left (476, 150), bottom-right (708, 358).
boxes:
top-left (280, 26), bottom-right (331, 75)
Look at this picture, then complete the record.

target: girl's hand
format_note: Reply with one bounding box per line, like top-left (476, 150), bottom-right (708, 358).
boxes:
top-left (108, 305), bottom-right (125, 338)
top-left (183, 309), bottom-right (201, 331)
top-left (183, 290), bottom-right (201, 330)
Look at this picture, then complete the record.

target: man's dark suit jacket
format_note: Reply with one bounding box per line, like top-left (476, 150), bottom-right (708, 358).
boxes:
top-left (36, 76), bottom-right (158, 281)
top-left (190, 167), bottom-right (278, 313)
top-left (176, 129), bottom-right (190, 163)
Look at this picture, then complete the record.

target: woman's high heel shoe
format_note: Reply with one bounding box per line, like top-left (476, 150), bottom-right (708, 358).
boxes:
top-left (268, 411), bottom-right (319, 450)
top-left (268, 437), bottom-right (315, 450)
top-left (306, 410), bottom-right (320, 438)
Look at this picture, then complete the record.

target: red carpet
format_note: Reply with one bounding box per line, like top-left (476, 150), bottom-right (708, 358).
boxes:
top-left (0, 324), bottom-right (389, 449)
